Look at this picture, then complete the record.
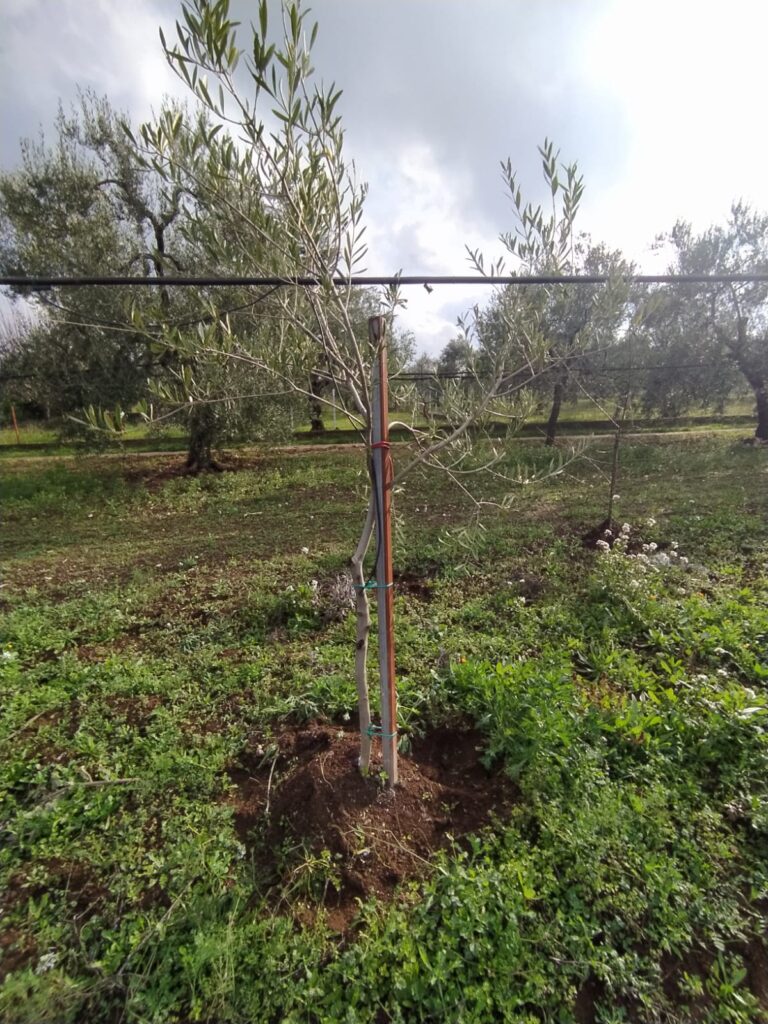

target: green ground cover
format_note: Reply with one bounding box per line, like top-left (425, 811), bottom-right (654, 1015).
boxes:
top-left (0, 395), bottom-right (758, 451)
top-left (1, 436), bottom-right (767, 1022)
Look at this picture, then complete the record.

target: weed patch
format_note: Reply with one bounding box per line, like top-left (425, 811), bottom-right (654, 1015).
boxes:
top-left (1, 437), bottom-right (767, 1021)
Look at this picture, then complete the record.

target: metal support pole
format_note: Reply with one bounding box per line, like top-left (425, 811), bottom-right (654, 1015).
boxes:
top-left (370, 315), bottom-right (398, 786)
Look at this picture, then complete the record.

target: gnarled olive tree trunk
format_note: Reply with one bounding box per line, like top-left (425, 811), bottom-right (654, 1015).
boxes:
top-left (544, 377), bottom-right (565, 446)
top-left (185, 403), bottom-right (222, 474)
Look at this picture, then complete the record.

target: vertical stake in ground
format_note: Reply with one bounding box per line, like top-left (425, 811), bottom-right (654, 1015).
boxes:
top-left (10, 405), bottom-right (20, 444)
top-left (370, 315), bottom-right (398, 786)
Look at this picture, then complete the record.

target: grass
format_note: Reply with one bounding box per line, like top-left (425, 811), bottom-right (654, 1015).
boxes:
top-left (1, 394), bottom-right (759, 451)
top-left (1, 435), bottom-right (767, 1022)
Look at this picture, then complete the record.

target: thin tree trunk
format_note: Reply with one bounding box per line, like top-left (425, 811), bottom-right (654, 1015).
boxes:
top-left (754, 381), bottom-right (768, 441)
top-left (606, 392), bottom-right (630, 523)
top-left (545, 380), bottom-right (564, 446)
top-left (309, 373), bottom-right (326, 432)
top-left (350, 494), bottom-right (375, 771)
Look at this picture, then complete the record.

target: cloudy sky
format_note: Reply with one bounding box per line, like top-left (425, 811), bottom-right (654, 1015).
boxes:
top-left (3, 0), bottom-right (768, 352)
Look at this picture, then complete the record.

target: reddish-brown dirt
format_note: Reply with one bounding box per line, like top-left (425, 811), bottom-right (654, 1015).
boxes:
top-left (228, 723), bottom-right (517, 931)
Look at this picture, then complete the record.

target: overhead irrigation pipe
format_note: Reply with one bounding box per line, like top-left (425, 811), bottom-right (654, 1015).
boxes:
top-left (3, 273), bottom-right (768, 289)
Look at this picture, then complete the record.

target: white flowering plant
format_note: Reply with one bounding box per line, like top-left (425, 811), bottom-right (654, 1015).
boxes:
top-left (590, 519), bottom-right (697, 610)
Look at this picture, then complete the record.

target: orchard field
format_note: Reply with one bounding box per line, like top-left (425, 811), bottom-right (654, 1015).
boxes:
top-left (1, 433), bottom-right (767, 1023)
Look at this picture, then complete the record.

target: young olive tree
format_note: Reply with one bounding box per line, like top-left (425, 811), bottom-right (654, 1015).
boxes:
top-left (468, 141), bottom-right (631, 444)
top-left (144, 2), bottom-right (617, 783)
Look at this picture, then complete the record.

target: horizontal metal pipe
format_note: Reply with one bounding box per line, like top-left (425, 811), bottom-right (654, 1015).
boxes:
top-left (2, 273), bottom-right (768, 289)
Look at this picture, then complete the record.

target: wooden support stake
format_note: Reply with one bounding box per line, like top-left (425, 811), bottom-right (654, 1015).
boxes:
top-left (10, 405), bottom-right (20, 444)
top-left (370, 315), bottom-right (398, 786)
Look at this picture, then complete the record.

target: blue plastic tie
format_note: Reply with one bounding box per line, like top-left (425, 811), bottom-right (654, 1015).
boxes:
top-left (366, 723), bottom-right (398, 739)
top-left (353, 581), bottom-right (394, 590)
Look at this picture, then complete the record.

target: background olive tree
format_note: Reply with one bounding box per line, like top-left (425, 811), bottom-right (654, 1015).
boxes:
top-left (642, 205), bottom-right (768, 440)
top-left (0, 93), bottom-right (293, 466)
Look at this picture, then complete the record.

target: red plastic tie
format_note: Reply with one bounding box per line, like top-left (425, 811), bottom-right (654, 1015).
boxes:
top-left (371, 441), bottom-right (391, 450)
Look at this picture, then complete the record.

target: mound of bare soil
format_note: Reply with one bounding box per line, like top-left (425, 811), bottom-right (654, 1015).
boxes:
top-left (229, 724), bottom-right (517, 930)
top-left (581, 517), bottom-right (624, 550)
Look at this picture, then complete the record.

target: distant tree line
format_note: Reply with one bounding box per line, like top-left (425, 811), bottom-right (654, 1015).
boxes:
top-left (1, 51), bottom-right (767, 453)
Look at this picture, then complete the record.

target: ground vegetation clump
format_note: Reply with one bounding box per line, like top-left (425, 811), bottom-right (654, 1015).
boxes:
top-left (1, 435), bottom-right (767, 1022)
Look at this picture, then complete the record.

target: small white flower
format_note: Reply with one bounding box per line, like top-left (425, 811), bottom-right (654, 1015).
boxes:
top-left (679, 556), bottom-right (689, 567)
top-left (648, 542), bottom-right (658, 552)
top-left (342, 711), bottom-right (350, 722)
top-left (1, 650), bottom-right (16, 662)
top-left (671, 541), bottom-right (678, 550)
top-left (716, 669), bottom-right (728, 678)
top-left (310, 579), bottom-right (319, 590)
top-left (646, 517), bottom-right (657, 528)
top-left (35, 951), bottom-right (58, 974)
top-left (629, 579), bottom-right (640, 589)
top-left (596, 539), bottom-right (610, 552)
top-left (603, 529), bottom-right (613, 538)
top-left (612, 494), bottom-right (620, 501)
top-left (621, 523), bottom-right (631, 534)
top-left (301, 546), bottom-right (309, 555)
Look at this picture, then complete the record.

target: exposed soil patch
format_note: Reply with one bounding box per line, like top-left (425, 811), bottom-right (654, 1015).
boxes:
top-left (228, 723), bottom-right (517, 931)
top-left (122, 455), bottom-right (238, 489)
top-left (745, 935), bottom-right (768, 1008)
top-left (104, 693), bottom-right (163, 729)
top-left (393, 569), bottom-right (435, 601)
top-left (43, 858), bottom-right (109, 922)
top-left (582, 517), bottom-right (632, 550)
top-left (0, 858), bottom-right (108, 980)
top-left (573, 973), bottom-right (607, 1024)
top-left (516, 574), bottom-right (546, 604)
top-left (0, 927), bottom-right (37, 982)
top-left (392, 560), bottom-right (441, 602)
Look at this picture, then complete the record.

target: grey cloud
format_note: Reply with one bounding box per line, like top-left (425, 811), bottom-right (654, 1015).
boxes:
top-left (297, 0), bottom-right (630, 232)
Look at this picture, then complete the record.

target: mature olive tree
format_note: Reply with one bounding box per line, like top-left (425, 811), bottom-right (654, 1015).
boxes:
top-left (0, 100), bottom-right (156, 423)
top-left (0, 93), bottom-right (290, 465)
top-left (649, 205), bottom-right (768, 440)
